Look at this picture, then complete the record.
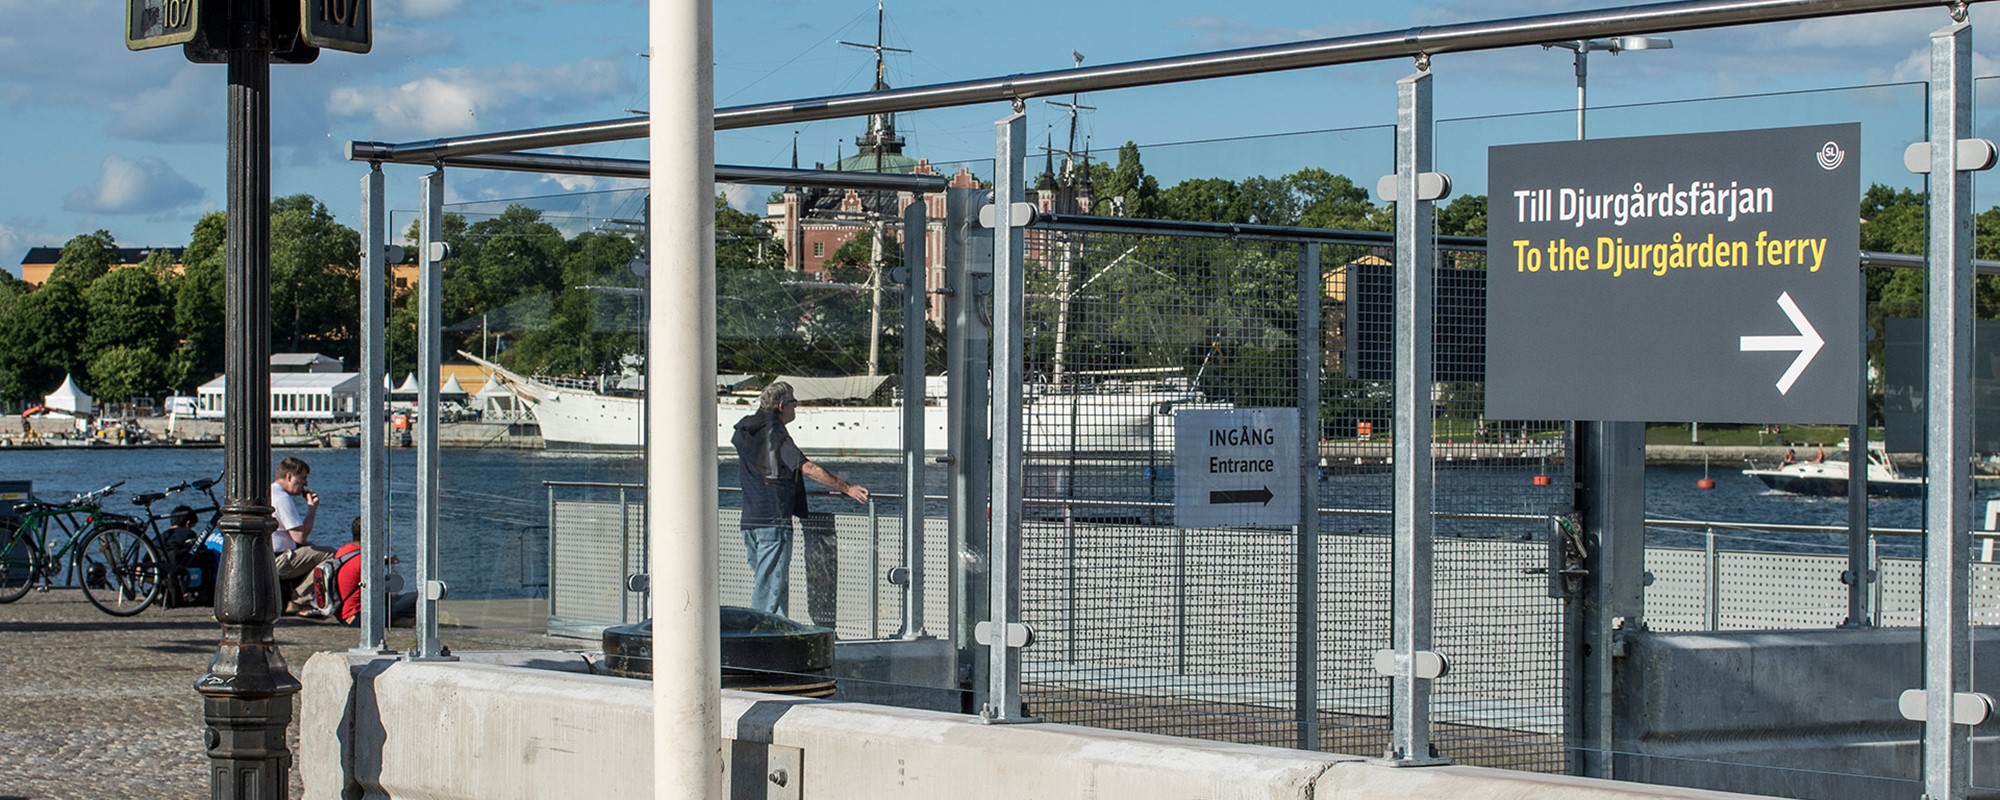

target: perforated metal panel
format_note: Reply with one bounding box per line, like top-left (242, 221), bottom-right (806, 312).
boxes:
top-left (1642, 550), bottom-right (2000, 631)
top-left (717, 506), bottom-right (952, 640)
top-left (548, 496), bottom-right (645, 635)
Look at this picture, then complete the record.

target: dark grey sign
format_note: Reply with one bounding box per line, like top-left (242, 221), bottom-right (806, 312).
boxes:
top-left (302, 0), bottom-right (372, 53)
top-left (126, 0), bottom-right (200, 50)
top-left (1485, 124), bottom-right (1861, 423)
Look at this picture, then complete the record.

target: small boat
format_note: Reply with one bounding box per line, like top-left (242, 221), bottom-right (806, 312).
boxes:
top-left (1742, 441), bottom-right (1922, 498)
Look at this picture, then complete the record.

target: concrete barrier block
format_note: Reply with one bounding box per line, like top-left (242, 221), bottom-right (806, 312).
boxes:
top-left (303, 654), bottom-right (1798, 800)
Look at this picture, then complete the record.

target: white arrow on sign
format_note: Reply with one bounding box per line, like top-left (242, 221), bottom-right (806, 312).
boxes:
top-left (1738, 292), bottom-right (1824, 396)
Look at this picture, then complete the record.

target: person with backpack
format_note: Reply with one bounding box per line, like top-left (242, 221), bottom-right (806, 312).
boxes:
top-left (313, 516), bottom-right (416, 625)
top-left (729, 381), bottom-right (869, 618)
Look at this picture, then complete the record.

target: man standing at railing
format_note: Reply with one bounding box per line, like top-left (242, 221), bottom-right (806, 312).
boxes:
top-left (731, 381), bottom-right (869, 618)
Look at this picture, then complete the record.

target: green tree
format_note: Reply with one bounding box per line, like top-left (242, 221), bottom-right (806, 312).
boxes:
top-left (1437, 194), bottom-right (1487, 237)
top-left (1237, 175), bottom-right (1300, 226)
top-left (270, 195), bottom-right (361, 363)
top-left (168, 213), bottom-right (227, 391)
top-left (444, 205), bottom-right (566, 326)
top-left (1158, 177), bottom-right (1247, 224)
top-left (86, 346), bottom-right (167, 404)
top-left (1091, 141), bottom-right (1159, 218)
top-left (508, 228), bottom-right (640, 378)
top-left (47, 230), bottom-right (118, 285)
top-left (1289, 168), bottom-right (1385, 231)
top-left (0, 278), bottom-right (89, 402)
top-left (387, 303), bottom-right (420, 379)
top-left (83, 267), bottom-right (174, 396)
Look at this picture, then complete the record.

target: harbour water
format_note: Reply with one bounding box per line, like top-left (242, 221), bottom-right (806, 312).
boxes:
top-left (0, 447), bottom-right (1983, 599)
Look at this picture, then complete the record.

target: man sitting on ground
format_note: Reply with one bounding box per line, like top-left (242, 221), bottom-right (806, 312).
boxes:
top-left (271, 456), bottom-right (334, 615)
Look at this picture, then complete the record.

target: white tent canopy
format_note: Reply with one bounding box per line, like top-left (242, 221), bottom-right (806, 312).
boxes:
top-left (440, 374), bottom-right (468, 396)
top-left (43, 374), bottom-right (94, 417)
top-left (473, 373), bottom-right (524, 421)
top-left (476, 374), bottom-right (509, 397)
top-left (393, 373), bottom-right (420, 395)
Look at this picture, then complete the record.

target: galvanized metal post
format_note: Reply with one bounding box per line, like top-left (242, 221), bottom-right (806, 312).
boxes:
top-left (1295, 242), bottom-right (1324, 751)
top-left (1572, 420), bottom-right (1645, 778)
top-left (984, 109), bottom-right (1032, 723)
top-left (353, 165), bottom-right (392, 654)
top-left (1844, 260), bottom-right (1873, 627)
top-left (1922, 17), bottom-right (1977, 800)
top-left (196, 41), bottom-right (296, 800)
top-left (1704, 527), bottom-right (1720, 631)
top-left (944, 186), bottom-right (992, 706)
top-left (412, 169), bottom-right (451, 661)
top-left (1386, 68), bottom-right (1442, 765)
top-left (901, 199), bottom-right (929, 639)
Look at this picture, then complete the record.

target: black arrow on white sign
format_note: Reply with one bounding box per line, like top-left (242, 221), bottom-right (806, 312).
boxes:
top-left (1738, 291), bottom-right (1825, 396)
top-left (1209, 487), bottom-right (1275, 506)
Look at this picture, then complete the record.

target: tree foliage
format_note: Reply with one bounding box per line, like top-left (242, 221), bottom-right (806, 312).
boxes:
top-left (48, 231), bottom-right (118, 285)
top-left (83, 266), bottom-right (173, 399)
top-left (0, 278), bottom-right (89, 401)
top-left (87, 346), bottom-right (167, 404)
top-left (270, 195), bottom-right (361, 364)
top-left (169, 213), bottom-right (227, 391)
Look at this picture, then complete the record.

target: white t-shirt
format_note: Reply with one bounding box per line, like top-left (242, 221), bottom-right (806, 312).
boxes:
top-left (270, 480), bottom-right (307, 553)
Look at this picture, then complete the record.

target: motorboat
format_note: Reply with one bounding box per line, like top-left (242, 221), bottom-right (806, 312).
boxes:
top-left (1741, 441), bottom-right (1922, 498)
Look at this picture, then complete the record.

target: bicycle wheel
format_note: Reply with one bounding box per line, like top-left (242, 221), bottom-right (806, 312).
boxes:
top-left (0, 519), bottom-right (37, 603)
top-left (77, 524), bottom-right (163, 616)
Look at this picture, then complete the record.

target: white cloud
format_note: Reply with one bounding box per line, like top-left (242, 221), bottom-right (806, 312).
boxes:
top-left (0, 221), bottom-right (54, 271)
top-left (327, 58), bottom-right (632, 139)
top-left (718, 182), bottom-right (760, 213)
top-left (62, 154), bottom-right (205, 215)
top-left (106, 66), bottom-right (217, 144)
top-left (546, 174), bottom-right (609, 192)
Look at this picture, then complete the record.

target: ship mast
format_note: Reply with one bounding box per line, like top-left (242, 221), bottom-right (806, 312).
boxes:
top-left (1046, 51), bottom-right (1092, 386)
top-left (837, 0), bottom-right (910, 175)
top-left (836, 1), bottom-right (910, 375)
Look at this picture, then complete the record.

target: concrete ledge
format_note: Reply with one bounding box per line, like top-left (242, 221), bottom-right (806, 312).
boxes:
top-left (304, 652), bottom-right (1778, 800)
top-left (1614, 628), bottom-right (2000, 798)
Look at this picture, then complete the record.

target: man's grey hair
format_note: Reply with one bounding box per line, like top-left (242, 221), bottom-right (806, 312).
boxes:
top-left (759, 381), bottom-right (796, 412)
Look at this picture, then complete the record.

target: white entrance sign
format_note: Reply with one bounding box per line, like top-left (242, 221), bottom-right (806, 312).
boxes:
top-left (1174, 408), bottom-right (1300, 529)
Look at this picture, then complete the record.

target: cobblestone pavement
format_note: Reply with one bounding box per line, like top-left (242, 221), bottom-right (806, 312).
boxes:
top-left (0, 590), bottom-right (571, 800)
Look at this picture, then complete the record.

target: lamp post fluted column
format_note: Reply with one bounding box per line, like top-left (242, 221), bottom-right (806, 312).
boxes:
top-left (193, 33), bottom-right (296, 800)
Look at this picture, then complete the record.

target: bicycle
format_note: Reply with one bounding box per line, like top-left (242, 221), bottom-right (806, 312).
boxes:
top-left (0, 481), bottom-right (161, 616)
top-left (113, 474), bottom-right (223, 610)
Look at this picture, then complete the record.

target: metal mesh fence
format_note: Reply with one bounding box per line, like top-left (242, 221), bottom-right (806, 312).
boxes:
top-left (1013, 220), bottom-right (1572, 770)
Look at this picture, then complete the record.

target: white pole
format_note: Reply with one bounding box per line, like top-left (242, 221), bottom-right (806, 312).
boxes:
top-left (651, 1), bottom-right (720, 799)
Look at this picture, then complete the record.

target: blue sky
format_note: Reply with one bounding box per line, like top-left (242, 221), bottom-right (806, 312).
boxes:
top-left (4, 0), bottom-right (1998, 275)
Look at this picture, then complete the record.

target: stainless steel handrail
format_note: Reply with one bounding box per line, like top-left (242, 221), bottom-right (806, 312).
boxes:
top-left (347, 0), bottom-right (1965, 164)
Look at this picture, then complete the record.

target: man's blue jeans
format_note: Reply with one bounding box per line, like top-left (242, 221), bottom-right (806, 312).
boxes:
top-left (742, 526), bottom-right (791, 617)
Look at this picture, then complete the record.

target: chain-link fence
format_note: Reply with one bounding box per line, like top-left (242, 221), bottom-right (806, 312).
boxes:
top-left (1012, 219), bottom-right (1572, 769)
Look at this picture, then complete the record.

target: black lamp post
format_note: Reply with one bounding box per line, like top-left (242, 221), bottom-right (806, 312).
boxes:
top-left (127, 2), bottom-right (369, 796)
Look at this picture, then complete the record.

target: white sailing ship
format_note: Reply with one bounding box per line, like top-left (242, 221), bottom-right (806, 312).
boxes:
top-left (465, 355), bottom-right (1223, 457)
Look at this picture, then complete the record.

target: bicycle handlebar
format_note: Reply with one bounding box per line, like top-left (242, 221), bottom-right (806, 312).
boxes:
top-left (72, 480), bottom-right (124, 504)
